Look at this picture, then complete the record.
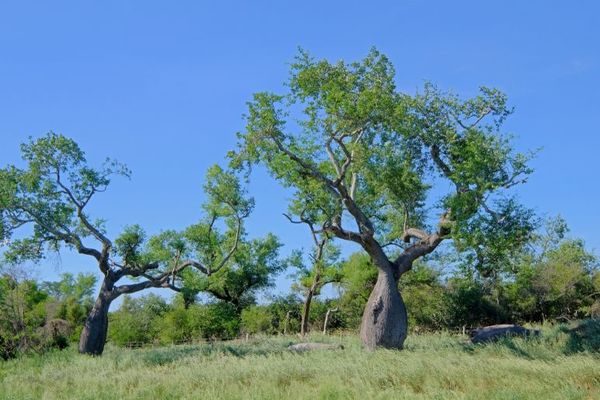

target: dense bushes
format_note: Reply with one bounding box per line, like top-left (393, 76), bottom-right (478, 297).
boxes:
top-left (0, 272), bottom-right (95, 359)
top-left (3, 218), bottom-right (598, 354)
top-left (109, 295), bottom-right (240, 345)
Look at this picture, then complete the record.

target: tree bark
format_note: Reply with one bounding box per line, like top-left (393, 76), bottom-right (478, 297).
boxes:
top-left (283, 311), bottom-right (291, 335)
top-left (78, 277), bottom-right (114, 355)
top-left (359, 267), bottom-right (408, 350)
top-left (300, 290), bottom-right (314, 336)
top-left (323, 307), bottom-right (338, 335)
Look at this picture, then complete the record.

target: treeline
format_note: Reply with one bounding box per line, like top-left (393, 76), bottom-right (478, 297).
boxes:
top-left (108, 219), bottom-right (599, 345)
top-left (3, 217), bottom-right (597, 355)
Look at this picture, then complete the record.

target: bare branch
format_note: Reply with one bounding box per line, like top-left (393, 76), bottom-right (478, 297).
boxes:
top-left (54, 165), bottom-right (112, 253)
top-left (211, 216), bottom-right (243, 274)
top-left (402, 228), bottom-right (430, 243)
top-left (430, 144), bottom-right (454, 179)
top-left (324, 222), bottom-right (363, 245)
top-left (325, 138), bottom-right (342, 178)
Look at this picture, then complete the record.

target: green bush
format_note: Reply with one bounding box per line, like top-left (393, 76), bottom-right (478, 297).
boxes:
top-left (109, 294), bottom-right (169, 346)
top-left (159, 302), bottom-right (240, 344)
top-left (241, 306), bottom-right (271, 334)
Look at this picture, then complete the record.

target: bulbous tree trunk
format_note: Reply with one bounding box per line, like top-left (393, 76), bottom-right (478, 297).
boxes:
top-left (78, 278), bottom-right (114, 355)
top-left (360, 268), bottom-right (408, 350)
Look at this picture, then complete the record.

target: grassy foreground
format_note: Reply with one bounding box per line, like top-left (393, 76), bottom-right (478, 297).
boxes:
top-left (1, 324), bottom-right (599, 400)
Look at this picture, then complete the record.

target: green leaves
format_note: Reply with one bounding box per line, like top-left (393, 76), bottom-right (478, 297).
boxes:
top-left (0, 133), bottom-right (129, 264)
top-left (233, 48), bottom-right (535, 270)
top-left (182, 233), bottom-right (283, 307)
top-left (203, 164), bottom-right (254, 219)
top-left (452, 197), bottom-right (539, 276)
top-left (114, 225), bottom-right (147, 268)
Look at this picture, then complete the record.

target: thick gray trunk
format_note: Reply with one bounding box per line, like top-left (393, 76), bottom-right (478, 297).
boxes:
top-left (78, 278), bottom-right (114, 355)
top-left (359, 268), bottom-right (407, 350)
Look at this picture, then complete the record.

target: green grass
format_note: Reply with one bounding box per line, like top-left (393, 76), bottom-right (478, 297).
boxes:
top-left (1, 323), bottom-right (599, 399)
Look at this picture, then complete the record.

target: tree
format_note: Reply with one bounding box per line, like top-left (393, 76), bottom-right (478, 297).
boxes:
top-left (286, 213), bottom-right (342, 336)
top-left (0, 133), bottom-right (271, 355)
top-left (179, 232), bottom-right (283, 312)
top-left (0, 272), bottom-right (49, 358)
top-left (41, 272), bottom-right (97, 338)
top-left (231, 49), bottom-right (535, 349)
top-left (505, 217), bottom-right (599, 322)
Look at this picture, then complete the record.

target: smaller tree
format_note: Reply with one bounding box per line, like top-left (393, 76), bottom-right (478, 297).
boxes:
top-left (506, 217), bottom-right (598, 321)
top-left (286, 212), bottom-right (342, 336)
top-left (240, 305), bottom-right (272, 335)
top-left (178, 232), bottom-right (283, 312)
top-left (0, 270), bottom-right (50, 358)
top-left (42, 272), bottom-right (97, 338)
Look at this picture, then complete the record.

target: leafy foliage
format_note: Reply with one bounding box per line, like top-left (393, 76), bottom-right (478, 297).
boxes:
top-left (231, 49), bottom-right (535, 273)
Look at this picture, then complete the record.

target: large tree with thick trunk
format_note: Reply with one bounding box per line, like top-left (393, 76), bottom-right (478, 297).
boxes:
top-left (0, 133), bottom-right (278, 355)
top-left (231, 49), bottom-right (536, 349)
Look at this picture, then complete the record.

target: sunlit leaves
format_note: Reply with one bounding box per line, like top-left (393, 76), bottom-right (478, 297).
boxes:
top-left (452, 198), bottom-right (539, 276)
top-left (185, 233), bottom-right (283, 307)
top-left (0, 133), bottom-right (129, 264)
top-left (114, 225), bottom-right (147, 268)
top-left (232, 48), bottom-right (535, 267)
top-left (203, 165), bottom-right (254, 219)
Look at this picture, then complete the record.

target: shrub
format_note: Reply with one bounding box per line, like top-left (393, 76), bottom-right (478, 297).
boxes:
top-left (241, 306), bottom-right (272, 334)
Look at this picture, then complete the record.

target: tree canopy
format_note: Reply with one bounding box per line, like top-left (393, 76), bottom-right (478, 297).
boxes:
top-left (231, 48), bottom-right (537, 348)
top-left (0, 133), bottom-right (283, 355)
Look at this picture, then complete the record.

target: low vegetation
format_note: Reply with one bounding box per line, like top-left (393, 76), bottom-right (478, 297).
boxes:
top-left (1, 322), bottom-right (599, 399)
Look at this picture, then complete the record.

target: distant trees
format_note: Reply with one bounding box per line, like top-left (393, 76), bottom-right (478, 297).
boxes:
top-left (108, 294), bottom-right (169, 346)
top-left (2, 214), bottom-right (596, 356)
top-left (41, 272), bottom-right (97, 340)
top-left (0, 273), bottom-right (48, 359)
top-left (505, 217), bottom-right (599, 322)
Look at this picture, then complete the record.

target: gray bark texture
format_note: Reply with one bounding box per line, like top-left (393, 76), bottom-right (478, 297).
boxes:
top-left (359, 269), bottom-right (408, 350)
top-left (78, 278), bottom-right (114, 355)
top-left (322, 307), bottom-right (338, 335)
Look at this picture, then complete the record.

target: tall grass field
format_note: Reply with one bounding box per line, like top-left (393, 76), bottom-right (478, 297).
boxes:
top-left (1, 322), bottom-right (599, 399)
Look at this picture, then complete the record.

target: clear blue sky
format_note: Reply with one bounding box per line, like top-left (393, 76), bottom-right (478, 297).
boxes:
top-left (1, 1), bottom-right (598, 299)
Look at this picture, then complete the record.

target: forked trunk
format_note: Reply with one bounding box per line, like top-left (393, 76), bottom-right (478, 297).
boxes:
top-left (79, 282), bottom-right (113, 355)
top-left (360, 268), bottom-right (408, 350)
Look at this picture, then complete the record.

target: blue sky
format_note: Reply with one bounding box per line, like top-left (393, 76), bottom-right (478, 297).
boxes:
top-left (0, 1), bottom-right (598, 299)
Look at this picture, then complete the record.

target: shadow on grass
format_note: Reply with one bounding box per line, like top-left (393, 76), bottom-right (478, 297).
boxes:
top-left (138, 339), bottom-right (296, 366)
top-left (559, 318), bottom-right (600, 355)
